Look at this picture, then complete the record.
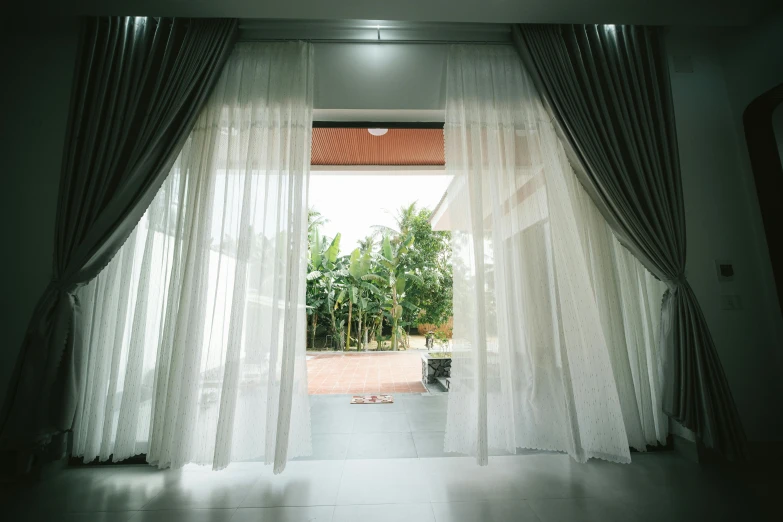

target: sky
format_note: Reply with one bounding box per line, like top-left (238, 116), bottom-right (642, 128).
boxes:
top-left (309, 170), bottom-right (452, 251)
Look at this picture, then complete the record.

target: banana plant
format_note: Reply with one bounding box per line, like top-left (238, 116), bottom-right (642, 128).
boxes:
top-left (344, 247), bottom-right (382, 350)
top-left (307, 230), bottom-right (343, 349)
top-left (363, 234), bottom-right (423, 351)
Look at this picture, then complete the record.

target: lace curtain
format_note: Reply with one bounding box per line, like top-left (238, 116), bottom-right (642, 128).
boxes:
top-left (72, 42), bottom-right (314, 473)
top-left (443, 45), bottom-right (667, 465)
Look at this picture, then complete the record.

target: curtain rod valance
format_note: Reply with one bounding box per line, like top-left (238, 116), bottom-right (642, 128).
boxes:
top-left (238, 19), bottom-right (513, 44)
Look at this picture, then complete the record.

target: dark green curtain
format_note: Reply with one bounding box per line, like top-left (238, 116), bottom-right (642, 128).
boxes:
top-left (513, 24), bottom-right (747, 459)
top-left (0, 16), bottom-right (237, 453)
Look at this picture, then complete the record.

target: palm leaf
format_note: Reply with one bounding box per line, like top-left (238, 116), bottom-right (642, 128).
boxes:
top-left (371, 224), bottom-right (399, 238)
top-left (403, 272), bottom-right (424, 286)
top-left (324, 233), bottom-right (341, 267)
top-left (362, 274), bottom-right (386, 284)
top-left (382, 236), bottom-right (393, 262)
top-left (395, 276), bottom-right (406, 294)
top-left (348, 248), bottom-right (363, 280)
top-left (361, 282), bottom-right (383, 295)
top-left (310, 228), bottom-right (323, 268)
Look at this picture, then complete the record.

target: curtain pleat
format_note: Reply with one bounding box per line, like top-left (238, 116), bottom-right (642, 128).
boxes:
top-left (513, 24), bottom-right (746, 459)
top-left (72, 42), bottom-right (314, 473)
top-left (443, 45), bottom-right (668, 465)
top-left (0, 16), bottom-right (238, 454)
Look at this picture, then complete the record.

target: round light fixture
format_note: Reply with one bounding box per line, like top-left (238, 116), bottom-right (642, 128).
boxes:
top-left (368, 128), bottom-right (388, 137)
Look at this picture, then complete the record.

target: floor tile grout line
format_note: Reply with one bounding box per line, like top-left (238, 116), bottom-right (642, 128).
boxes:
top-left (405, 410), bottom-right (419, 459)
top-left (429, 501), bottom-right (438, 522)
top-left (233, 503), bottom-right (344, 509)
top-left (137, 484), bottom-right (166, 511)
top-left (232, 473), bottom-right (264, 512)
top-left (525, 499), bottom-right (547, 522)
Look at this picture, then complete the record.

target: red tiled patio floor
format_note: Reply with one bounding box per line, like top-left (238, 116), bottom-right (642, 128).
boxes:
top-left (307, 351), bottom-right (427, 394)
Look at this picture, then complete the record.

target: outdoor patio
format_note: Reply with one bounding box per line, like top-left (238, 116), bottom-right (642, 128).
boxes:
top-left (307, 351), bottom-right (428, 395)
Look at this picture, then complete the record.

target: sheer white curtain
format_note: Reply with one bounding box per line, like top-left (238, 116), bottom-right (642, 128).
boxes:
top-left (443, 45), bottom-right (667, 465)
top-left (72, 42), bottom-right (313, 473)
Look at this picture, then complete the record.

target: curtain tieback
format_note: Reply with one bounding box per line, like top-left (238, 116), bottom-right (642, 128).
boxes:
top-left (671, 273), bottom-right (687, 286)
top-left (663, 272), bottom-right (688, 295)
top-left (49, 278), bottom-right (64, 291)
top-left (35, 280), bottom-right (78, 334)
top-left (47, 277), bottom-right (80, 297)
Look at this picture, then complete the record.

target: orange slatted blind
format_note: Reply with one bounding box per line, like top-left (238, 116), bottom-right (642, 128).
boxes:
top-left (311, 128), bottom-right (444, 166)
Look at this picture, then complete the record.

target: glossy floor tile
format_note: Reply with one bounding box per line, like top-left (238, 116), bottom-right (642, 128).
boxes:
top-left (3, 453), bottom-right (775, 522)
top-left (406, 409), bottom-right (447, 432)
top-left (232, 506), bottom-right (335, 522)
top-left (336, 458), bottom-right (432, 505)
top-left (431, 500), bottom-right (540, 522)
top-left (346, 432), bottom-right (418, 459)
top-left (351, 411), bottom-right (411, 433)
top-left (293, 433), bottom-right (351, 460)
top-left (527, 498), bottom-right (649, 522)
top-left (412, 431), bottom-right (464, 458)
top-left (333, 503), bottom-right (436, 522)
top-left (240, 461), bottom-right (344, 508)
top-left (129, 509), bottom-right (237, 522)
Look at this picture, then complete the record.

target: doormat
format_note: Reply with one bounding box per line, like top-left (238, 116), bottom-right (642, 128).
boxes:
top-left (351, 395), bottom-right (393, 404)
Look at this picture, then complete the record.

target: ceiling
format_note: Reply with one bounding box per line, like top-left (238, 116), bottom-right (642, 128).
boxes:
top-left (21, 0), bottom-right (776, 27)
top-left (312, 128), bottom-right (444, 166)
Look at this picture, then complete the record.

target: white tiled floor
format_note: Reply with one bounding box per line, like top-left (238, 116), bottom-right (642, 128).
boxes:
top-left (1, 394), bottom-right (774, 521)
top-left (3, 453), bottom-right (774, 521)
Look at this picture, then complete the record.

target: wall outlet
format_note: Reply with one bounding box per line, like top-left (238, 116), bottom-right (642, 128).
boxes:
top-left (720, 294), bottom-right (743, 311)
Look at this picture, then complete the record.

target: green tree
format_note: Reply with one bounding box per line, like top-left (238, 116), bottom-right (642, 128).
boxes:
top-left (374, 203), bottom-right (453, 330)
top-left (344, 247), bottom-right (379, 350)
top-left (306, 203), bottom-right (452, 352)
top-left (364, 234), bottom-right (423, 351)
top-left (399, 206), bottom-right (452, 328)
top-left (342, 249), bottom-right (361, 350)
top-left (307, 222), bottom-right (343, 349)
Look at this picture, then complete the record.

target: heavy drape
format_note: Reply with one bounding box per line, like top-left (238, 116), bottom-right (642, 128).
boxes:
top-left (1, 17), bottom-right (237, 452)
top-left (72, 42), bottom-right (314, 473)
top-left (443, 45), bottom-right (668, 465)
top-left (514, 24), bottom-right (746, 459)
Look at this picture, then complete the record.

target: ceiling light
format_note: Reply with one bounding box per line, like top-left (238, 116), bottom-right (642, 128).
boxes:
top-left (368, 128), bottom-right (388, 137)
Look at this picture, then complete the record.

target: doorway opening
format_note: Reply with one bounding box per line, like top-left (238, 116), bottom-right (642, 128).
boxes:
top-left (305, 123), bottom-right (453, 398)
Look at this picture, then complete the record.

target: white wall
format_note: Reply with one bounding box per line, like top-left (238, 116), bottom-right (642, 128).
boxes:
top-left (717, 8), bottom-right (783, 439)
top-left (0, 17), bottom-right (80, 406)
top-left (314, 43), bottom-right (447, 111)
top-left (664, 27), bottom-right (783, 442)
top-left (719, 8), bottom-right (783, 123)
